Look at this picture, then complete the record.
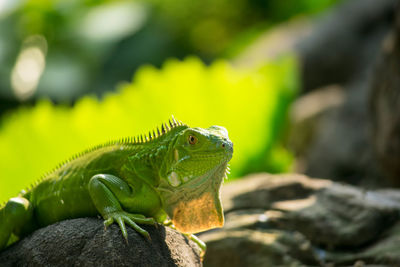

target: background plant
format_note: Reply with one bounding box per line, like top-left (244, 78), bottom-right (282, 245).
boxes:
top-left (0, 56), bottom-right (297, 203)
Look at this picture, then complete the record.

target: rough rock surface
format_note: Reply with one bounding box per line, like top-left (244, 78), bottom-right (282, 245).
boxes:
top-left (297, 0), bottom-right (396, 92)
top-left (370, 3), bottom-right (400, 186)
top-left (200, 173), bottom-right (400, 266)
top-left (289, 0), bottom-right (398, 186)
top-left (0, 218), bottom-right (201, 267)
top-left (289, 82), bottom-right (385, 187)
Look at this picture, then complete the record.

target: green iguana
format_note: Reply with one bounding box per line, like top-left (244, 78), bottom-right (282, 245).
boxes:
top-left (0, 117), bottom-right (233, 253)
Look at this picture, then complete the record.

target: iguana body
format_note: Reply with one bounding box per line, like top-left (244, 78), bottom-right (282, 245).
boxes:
top-left (0, 117), bottom-right (233, 251)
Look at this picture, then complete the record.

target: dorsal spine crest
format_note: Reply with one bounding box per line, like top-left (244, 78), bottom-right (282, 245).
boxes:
top-left (21, 116), bottom-right (187, 194)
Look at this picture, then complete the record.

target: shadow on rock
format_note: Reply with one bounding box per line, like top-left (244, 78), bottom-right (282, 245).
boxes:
top-left (200, 174), bottom-right (400, 266)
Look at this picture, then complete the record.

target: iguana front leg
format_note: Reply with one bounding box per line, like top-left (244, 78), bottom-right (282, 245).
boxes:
top-left (0, 197), bottom-right (34, 250)
top-left (88, 174), bottom-right (156, 241)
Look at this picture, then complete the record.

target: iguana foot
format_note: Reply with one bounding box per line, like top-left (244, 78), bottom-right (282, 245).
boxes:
top-left (104, 211), bottom-right (155, 242)
top-left (0, 197), bottom-right (34, 250)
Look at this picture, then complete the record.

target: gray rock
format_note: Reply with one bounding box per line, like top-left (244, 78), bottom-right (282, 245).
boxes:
top-left (291, 0), bottom-right (400, 187)
top-left (290, 79), bottom-right (384, 186)
top-left (297, 0), bottom-right (396, 92)
top-left (201, 173), bottom-right (400, 266)
top-left (0, 217), bottom-right (201, 267)
top-left (370, 3), bottom-right (400, 186)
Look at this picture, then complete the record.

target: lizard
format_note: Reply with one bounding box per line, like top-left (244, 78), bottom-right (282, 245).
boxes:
top-left (0, 116), bottom-right (233, 253)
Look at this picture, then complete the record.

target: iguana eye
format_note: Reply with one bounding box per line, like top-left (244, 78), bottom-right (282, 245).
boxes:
top-left (188, 135), bottom-right (198, 145)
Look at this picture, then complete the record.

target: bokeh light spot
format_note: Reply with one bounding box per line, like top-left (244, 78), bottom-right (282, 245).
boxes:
top-left (11, 35), bottom-right (47, 101)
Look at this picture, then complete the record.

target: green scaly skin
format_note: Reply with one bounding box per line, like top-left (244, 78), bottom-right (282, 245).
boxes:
top-left (0, 117), bottom-right (233, 254)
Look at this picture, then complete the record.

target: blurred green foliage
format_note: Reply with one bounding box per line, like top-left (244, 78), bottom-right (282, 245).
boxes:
top-left (149, 0), bottom-right (341, 57)
top-left (0, 56), bottom-right (298, 203)
top-left (0, 0), bottom-right (339, 103)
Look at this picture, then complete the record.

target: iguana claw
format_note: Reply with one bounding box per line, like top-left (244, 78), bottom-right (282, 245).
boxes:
top-left (104, 211), bottom-right (155, 242)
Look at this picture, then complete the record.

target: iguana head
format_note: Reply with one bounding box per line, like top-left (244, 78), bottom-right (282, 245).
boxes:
top-left (159, 124), bottom-right (233, 234)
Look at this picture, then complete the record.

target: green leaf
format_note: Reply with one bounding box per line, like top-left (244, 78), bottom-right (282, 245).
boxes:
top-left (0, 56), bottom-right (298, 203)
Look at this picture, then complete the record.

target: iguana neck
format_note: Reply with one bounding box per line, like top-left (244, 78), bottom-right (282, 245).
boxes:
top-left (124, 126), bottom-right (188, 185)
top-left (120, 141), bottom-right (169, 187)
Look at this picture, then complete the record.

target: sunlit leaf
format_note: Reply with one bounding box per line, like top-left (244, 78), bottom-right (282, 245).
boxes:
top-left (0, 56), bottom-right (298, 203)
